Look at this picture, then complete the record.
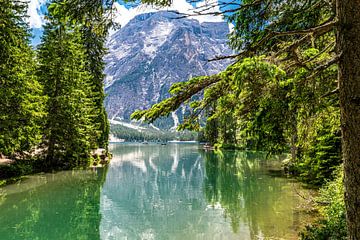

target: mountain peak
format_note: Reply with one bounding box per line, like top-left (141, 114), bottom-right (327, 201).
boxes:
top-left (104, 11), bottom-right (232, 129)
top-left (132, 11), bottom-right (179, 21)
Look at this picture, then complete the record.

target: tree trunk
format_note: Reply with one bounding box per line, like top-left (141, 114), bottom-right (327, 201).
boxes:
top-left (290, 133), bottom-right (297, 162)
top-left (337, 0), bottom-right (360, 238)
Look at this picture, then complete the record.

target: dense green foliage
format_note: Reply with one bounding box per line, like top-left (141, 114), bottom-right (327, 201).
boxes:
top-left (300, 167), bottom-right (347, 239)
top-left (38, 17), bottom-right (97, 167)
top-left (0, 0), bottom-right (45, 156)
top-left (0, 160), bottom-right (34, 180)
top-left (79, 4), bottom-right (111, 149)
top-left (295, 107), bottom-right (341, 185)
top-left (0, 0), bottom-right (109, 174)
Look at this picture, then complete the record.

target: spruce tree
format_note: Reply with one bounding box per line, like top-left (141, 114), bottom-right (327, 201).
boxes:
top-left (45, 0), bottom-right (112, 149)
top-left (81, 19), bottom-right (110, 150)
top-left (37, 9), bottom-right (96, 167)
top-left (0, 0), bottom-right (45, 157)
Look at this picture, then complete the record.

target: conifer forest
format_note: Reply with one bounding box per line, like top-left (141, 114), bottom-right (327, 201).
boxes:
top-left (1, 0), bottom-right (360, 239)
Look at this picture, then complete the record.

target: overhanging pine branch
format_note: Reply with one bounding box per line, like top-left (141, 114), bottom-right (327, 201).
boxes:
top-left (131, 75), bottom-right (222, 123)
top-left (270, 18), bottom-right (337, 37)
top-left (209, 19), bottom-right (337, 62)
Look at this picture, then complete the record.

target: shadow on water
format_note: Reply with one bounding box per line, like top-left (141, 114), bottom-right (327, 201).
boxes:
top-left (0, 168), bottom-right (107, 240)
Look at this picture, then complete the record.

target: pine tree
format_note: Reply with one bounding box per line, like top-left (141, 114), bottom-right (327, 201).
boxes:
top-left (46, 0), bottom-right (112, 150)
top-left (37, 10), bottom-right (96, 167)
top-left (0, 0), bottom-right (45, 157)
top-left (80, 18), bottom-right (110, 150)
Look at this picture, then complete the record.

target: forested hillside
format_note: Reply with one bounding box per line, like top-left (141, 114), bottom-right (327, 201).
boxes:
top-left (110, 124), bottom-right (197, 142)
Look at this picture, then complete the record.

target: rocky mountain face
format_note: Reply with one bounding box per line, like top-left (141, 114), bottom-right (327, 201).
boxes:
top-left (104, 11), bottom-right (232, 129)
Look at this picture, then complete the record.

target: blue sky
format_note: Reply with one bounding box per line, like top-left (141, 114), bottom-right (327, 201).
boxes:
top-left (28, 0), bottom-right (233, 45)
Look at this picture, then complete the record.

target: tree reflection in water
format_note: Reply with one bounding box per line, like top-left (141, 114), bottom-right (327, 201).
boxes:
top-left (0, 168), bottom-right (107, 240)
top-left (0, 144), bottom-right (311, 240)
top-left (203, 150), bottom-right (309, 239)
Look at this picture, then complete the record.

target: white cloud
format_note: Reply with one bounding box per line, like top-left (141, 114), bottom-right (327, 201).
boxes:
top-left (26, 0), bottom-right (46, 28)
top-left (191, 0), bottom-right (224, 23)
top-left (113, 0), bottom-right (224, 28)
top-left (24, 0), bottom-right (225, 30)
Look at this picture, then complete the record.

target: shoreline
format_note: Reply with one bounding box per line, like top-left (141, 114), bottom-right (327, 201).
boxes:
top-left (0, 148), bottom-right (111, 185)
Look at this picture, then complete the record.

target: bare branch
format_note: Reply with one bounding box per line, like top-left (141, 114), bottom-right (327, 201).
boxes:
top-left (306, 53), bottom-right (341, 80)
top-left (285, 41), bottom-right (336, 72)
top-left (321, 87), bottom-right (339, 98)
top-left (209, 18), bottom-right (337, 62)
top-left (173, 0), bottom-right (262, 19)
top-left (208, 53), bottom-right (242, 62)
top-left (270, 18), bottom-right (337, 37)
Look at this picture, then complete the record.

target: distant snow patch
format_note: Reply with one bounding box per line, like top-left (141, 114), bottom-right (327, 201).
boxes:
top-left (104, 75), bottom-right (114, 88)
top-left (110, 119), bottom-right (146, 131)
top-left (143, 21), bottom-right (174, 57)
top-left (171, 112), bottom-right (179, 131)
top-left (150, 124), bottom-right (160, 131)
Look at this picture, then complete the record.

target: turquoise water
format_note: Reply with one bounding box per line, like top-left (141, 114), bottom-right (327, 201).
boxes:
top-left (0, 143), bottom-right (312, 240)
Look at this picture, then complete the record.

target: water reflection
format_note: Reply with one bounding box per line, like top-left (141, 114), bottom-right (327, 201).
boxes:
top-left (0, 169), bottom-right (107, 240)
top-left (101, 144), bottom-right (310, 240)
top-left (0, 144), bottom-right (311, 240)
top-left (203, 151), bottom-right (307, 239)
top-left (101, 144), bottom-right (215, 240)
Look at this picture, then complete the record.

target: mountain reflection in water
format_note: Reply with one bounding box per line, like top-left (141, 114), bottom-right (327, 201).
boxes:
top-left (0, 143), bottom-right (312, 240)
top-left (100, 143), bottom-right (311, 240)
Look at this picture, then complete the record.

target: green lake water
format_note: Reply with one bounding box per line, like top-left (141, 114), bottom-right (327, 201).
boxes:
top-left (0, 143), bottom-right (313, 240)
